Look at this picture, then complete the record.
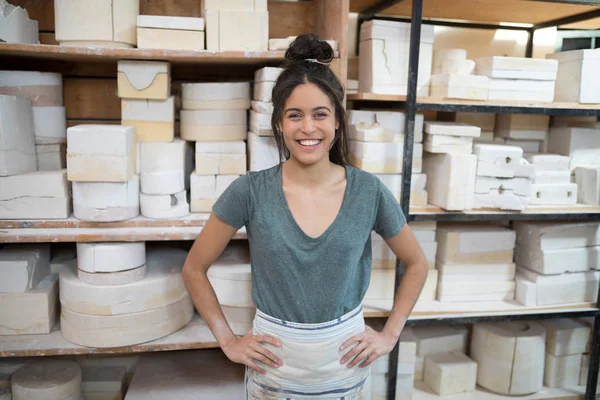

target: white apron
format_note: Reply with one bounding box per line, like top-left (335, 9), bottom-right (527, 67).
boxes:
top-left (245, 305), bottom-right (371, 400)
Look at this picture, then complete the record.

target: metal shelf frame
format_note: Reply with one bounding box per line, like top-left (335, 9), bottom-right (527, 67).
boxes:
top-left (356, 1), bottom-right (600, 399)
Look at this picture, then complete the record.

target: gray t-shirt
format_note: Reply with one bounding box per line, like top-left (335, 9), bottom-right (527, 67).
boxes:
top-left (212, 164), bottom-right (406, 324)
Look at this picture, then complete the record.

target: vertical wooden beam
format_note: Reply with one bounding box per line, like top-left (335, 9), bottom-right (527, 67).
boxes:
top-left (313, 0), bottom-right (349, 85)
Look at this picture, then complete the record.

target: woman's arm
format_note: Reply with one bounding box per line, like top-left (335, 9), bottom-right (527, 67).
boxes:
top-left (341, 224), bottom-right (428, 368)
top-left (183, 212), bottom-right (282, 373)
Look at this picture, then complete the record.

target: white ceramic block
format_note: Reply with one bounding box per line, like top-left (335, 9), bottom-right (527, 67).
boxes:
top-left (208, 10), bottom-right (268, 51)
top-left (475, 176), bottom-right (531, 197)
top-left (350, 140), bottom-right (423, 174)
top-left (544, 353), bottom-right (581, 388)
top-left (61, 295), bottom-right (193, 348)
top-left (253, 80), bottom-right (275, 102)
top-left (55, 0), bottom-right (138, 47)
top-left (0, 170), bottom-right (71, 219)
top-left (0, 95), bottom-right (36, 176)
top-left (254, 67), bottom-right (283, 83)
top-left (67, 125), bottom-right (136, 182)
top-left (11, 360), bottom-right (81, 400)
top-left (77, 242), bottom-right (145, 273)
top-left (0, 244), bottom-right (50, 293)
top-left (515, 269), bottom-right (600, 306)
top-left (473, 190), bottom-right (529, 211)
top-left (488, 78), bottom-right (555, 92)
top-left (548, 127), bottom-right (600, 170)
top-left (140, 139), bottom-right (193, 195)
top-left (496, 114), bottom-right (549, 133)
top-left (32, 106), bottom-right (66, 144)
top-left (488, 88), bottom-right (555, 102)
top-left (436, 224), bottom-right (515, 264)
top-left (347, 110), bottom-right (424, 143)
top-left (78, 264), bottom-right (147, 286)
top-left (530, 183), bottom-right (577, 205)
top-left (207, 255), bottom-right (252, 307)
top-left (60, 247), bottom-right (189, 316)
top-left (412, 326), bottom-right (468, 358)
top-left (248, 131), bottom-right (279, 171)
top-left (440, 59), bottom-right (476, 75)
top-left (503, 139), bottom-right (542, 153)
top-left (190, 174), bottom-right (216, 200)
top-left (514, 221), bottom-right (600, 252)
top-left (181, 82), bottom-right (250, 110)
top-left (540, 319), bottom-right (590, 356)
top-left (117, 61), bottom-right (170, 100)
top-left (471, 321), bottom-right (546, 395)
top-left (249, 110), bottom-right (272, 136)
top-left (424, 352), bottom-right (477, 396)
top-left (140, 190), bottom-right (189, 219)
top-left (72, 176), bottom-right (139, 222)
top-left (180, 109), bottom-right (247, 142)
top-left (432, 48), bottom-right (467, 73)
top-left (121, 97), bottom-right (175, 142)
top-left (36, 143), bottom-right (66, 171)
top-left (473, 143), bottom-right (523, 178)
top-left (423, 152), bottom-right (476, 210)
top-left (0, 274), bottom-right (57, 335)
top-left (0, 71), bottom-right (62, 106)
top-left (437, 261), bottom-right (515, 283)
top-left (438, 281), bottom-right (515, 302)
top-left (0, 1), bottom-right (38, 44)
top-left (576, 166), bottom-right (600, 205)
top-left (81, 365), bottom-right (126, 395)
top-left (475, 56), bottom-right (558, 78)
top-left (547, 49), bottom-right (600, 104)
top-left (424, 121), bottom-right (481, 138)
top-left (533, 170), bottom-right (571, 184)
top-left (525, 154), bottom-right (570, 171)
top-left (251, 100), bottom-right (273, 114)
top-left (429, 74), bottom-right (490, 100)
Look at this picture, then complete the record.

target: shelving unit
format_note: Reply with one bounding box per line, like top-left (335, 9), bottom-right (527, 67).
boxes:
top-left (351, 0), bottom-right (600, 398)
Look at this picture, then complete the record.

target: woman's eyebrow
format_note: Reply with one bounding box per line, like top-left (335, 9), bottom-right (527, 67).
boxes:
top-left (284, 106), bottom-right (332, 113)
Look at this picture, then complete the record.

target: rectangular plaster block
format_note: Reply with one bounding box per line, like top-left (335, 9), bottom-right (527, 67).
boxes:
top-left (0, 95), bottom-right (37, 176)
top-left (544, 353), bottom-right (581, 388)
top-left (36, 143), bottom-right (66, 171)
top-left (475, 176), bottom-right (531, 197)
top-left (0, 274), bottom-right (57, 335)
top-left (422, 152), bottom-right (476, 210)
top-left (517, 244), bottom-right (600, 276)
top-left (182, 82), bottom-right (250, 110)
top-left (137, 28), bottom-right (205, 51)
top-left (503, 139), bottom-right (541, 153)
top-left (548, 127), bottom-right (600, 170)
top-left (424, 352), bottom-right (477, 396)
top-left (412, 326), bottom-right (468, 358)
top-left (547, 49), bottom-right (600, 104)
top-left (424, 134), bottom-right (473, 155)
top-left (475, 56), bottom-right (558, 72)
top-left (251, 100), bottom-right (273, 114)
top-left (488, 78), bottom-right (555, 92)
top-left (190, 173), bottom-right (216, 200)
top-left (140, 139), bottom-right (193, 195)
top-left (516, 270), bottom-right (600, 306)
top-left (0, 170), bottom-right (71, 219)
top-left (496, 114), bottom-right (549, 132)
top-left (576, 166), bottom-right (600, 205)
top-left (121, 97), bottom-right (175, 142)
top-left (436, 224), bottom-right (515, 264)
top-left (347, 110), bottom-right (425, 143)
top-left (437, 261), bottom-right (516, 283)
top-left (117, 61), bottom-right (170, 100)
top-left (0, 71), bottom-right (62, 107)
top-left (541, 319), bottom-right (591, 356)
top-left (67, 125), bottom-right (136, 182)
top-left (533, 170), bottom-right (571, 185)
top-left (496, 129), bottom-right (547, 141)
top-left (488, 89), bottom-right (555, 102)
top-left (32, 106), bottom-right (66, 145)
top-left (473, 190), bottom-right (529, 211)
top-left (204, 9), bottom-right (219, 50)
top-left (0, 244), bottom-right (50, 293)
top-left (254, 67), bottom-right (283, 83)
top-left (473, 143), bottom-right (523, 178)
top-left (525, 154), bottom-right (571, 171)
top-left (0, 2), bottom-right (39, 44)
top-left (249, 110), bottom-right (272, 136)
top-left (350, 140), bottom-right (423, 174)
top-left (438, 281), bottom-right (515, 302)
top-left (429, 74), bottom-right (490, 100)
top-left (218, 10), bottom-right (268, 51)
top-left (180, 110), bottom-right (247, 142)
top-left (253, 80), bottom-right (275, 102)
top-left (248, 131), bottom-right (279, 171)
top-left (424, 121), bottom-right (481, 138)
top-left (195, 153), bottom-right (246, 176)
top-left (514, 221), bottom-right (600, 252)
top-left (529, 183), bottom-right (577, 205)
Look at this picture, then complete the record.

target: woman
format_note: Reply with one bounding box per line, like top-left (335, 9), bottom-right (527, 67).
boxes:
top-left (183, 34), bottom-right (428, 399)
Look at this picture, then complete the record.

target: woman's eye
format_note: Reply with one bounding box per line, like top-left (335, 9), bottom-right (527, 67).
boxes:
top-left (314, 112), bottom-right (328, 119)
top-left (288, 113), bottom-right (301, 119)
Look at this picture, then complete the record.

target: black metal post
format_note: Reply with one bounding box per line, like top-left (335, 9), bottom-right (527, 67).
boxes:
top-left (386, 0), bottom-right (423, 398)
top-left (525, 28), bottom-right (535, 58)
top-left (585, 315), bottom-right (600, 399)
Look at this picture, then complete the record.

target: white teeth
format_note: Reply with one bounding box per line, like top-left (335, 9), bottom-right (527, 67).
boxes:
top-left (299, 140), bottom-right (320, 146)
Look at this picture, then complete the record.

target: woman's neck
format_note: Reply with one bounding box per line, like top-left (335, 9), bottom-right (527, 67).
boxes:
top-left (282, 156), bottom-right (338, 188)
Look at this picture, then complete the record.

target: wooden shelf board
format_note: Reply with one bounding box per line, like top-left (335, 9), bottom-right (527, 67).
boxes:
top-left (413, 381), bottom-right (592, 400)
top-left (350, 0), bottom-right (600, 27)
top-left (0, 314), bottom-right (219, 358)
top-left (0, 43), bottom-right (291, 65)
top-left (363, 298), bottom-right (598, 318)
top-left (0, 215), bottom-right (247, 242)
top-left (411, 204), bottom-right (600, 218)
top-left (348, 93), bottom-right (600, 111)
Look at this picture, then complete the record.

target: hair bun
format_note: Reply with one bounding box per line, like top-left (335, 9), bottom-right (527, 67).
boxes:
top-left (285, 34), bottom-right (334, 64)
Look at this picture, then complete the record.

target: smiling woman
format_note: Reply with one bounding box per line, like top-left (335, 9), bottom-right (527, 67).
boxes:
top-left (182, 34), bottom-right (430, 400)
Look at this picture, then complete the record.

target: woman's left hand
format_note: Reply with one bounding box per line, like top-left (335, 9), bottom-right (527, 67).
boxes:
top-left (339, 326), bottom-right (398, 368)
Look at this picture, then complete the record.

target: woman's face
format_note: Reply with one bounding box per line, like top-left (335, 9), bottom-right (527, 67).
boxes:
top-left (280, 82), bottom-right (339, 166)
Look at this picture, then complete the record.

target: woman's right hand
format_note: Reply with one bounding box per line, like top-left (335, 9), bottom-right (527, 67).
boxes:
top-left (222, 332), bottom-right (283, 374)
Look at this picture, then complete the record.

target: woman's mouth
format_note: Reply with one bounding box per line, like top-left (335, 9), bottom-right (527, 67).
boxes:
top-left (297, 139), bottom-right (322, 150)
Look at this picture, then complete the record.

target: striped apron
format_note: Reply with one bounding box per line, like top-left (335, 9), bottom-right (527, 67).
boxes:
top-left (245, 305), bottom-right (371, 399)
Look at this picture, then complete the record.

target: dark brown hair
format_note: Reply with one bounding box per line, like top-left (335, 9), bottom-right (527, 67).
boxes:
top-left (270, 34), bottom-right (349, 166)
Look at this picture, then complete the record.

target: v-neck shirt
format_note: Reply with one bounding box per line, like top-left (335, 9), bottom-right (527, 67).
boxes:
top-left (212, 164), bottom-right (406, 324)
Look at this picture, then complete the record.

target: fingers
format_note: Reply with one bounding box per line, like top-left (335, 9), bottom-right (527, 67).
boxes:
top-left (348, 347), bottom-right (372, 368)
top-left (256, 335), bottom-right (281, 347)
top-left (246, 358), bottom-right (267, 375)
top-left (340, 333), bottom-right (363, 351)
top-left (358, 351), bottom-right (378, 368)
top-left (340, 341), bottom-right (368, 365)
top-left (249, 350), bottom-right (280, 369)
top-left (251, 342), bottom-right (283, 367)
